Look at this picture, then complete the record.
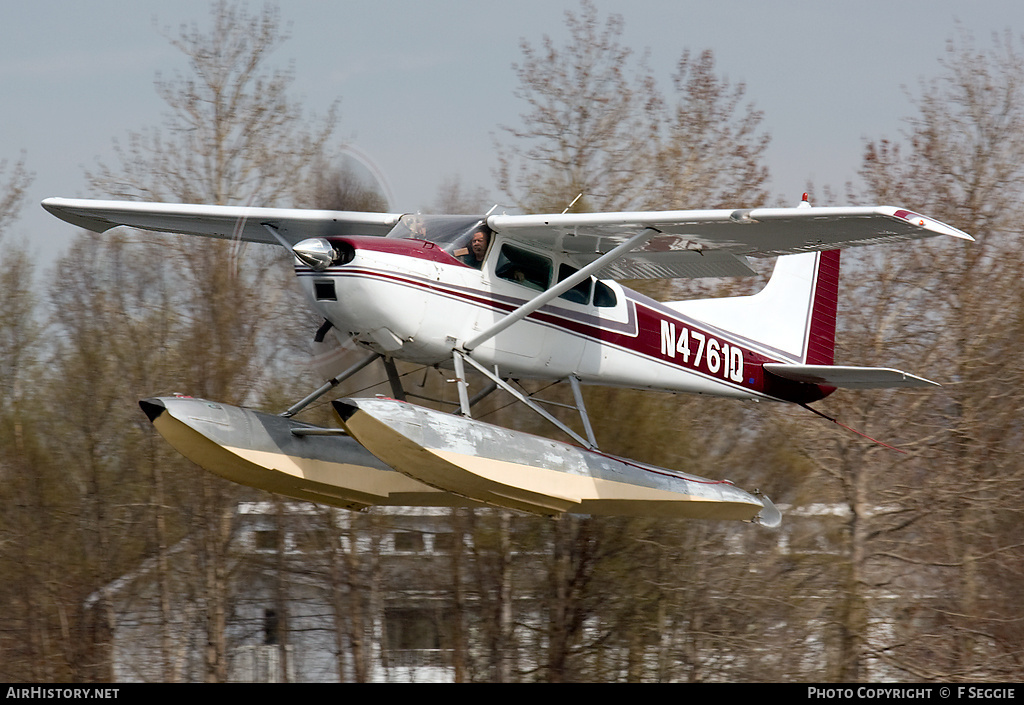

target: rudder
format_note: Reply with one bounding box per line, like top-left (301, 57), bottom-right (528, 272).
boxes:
top-left (804, 249), bottom-right (839, 366)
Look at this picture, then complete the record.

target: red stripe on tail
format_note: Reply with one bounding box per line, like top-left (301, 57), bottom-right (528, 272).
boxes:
top-left (804, 250), bottom-right (840, 365)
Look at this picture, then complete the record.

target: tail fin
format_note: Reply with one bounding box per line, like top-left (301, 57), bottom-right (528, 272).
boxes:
top-left (665, 250), bottom-right (840, 364)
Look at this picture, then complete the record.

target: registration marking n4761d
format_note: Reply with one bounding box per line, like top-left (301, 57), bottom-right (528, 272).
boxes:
top-left (660, 320), bottom-right (744, 383)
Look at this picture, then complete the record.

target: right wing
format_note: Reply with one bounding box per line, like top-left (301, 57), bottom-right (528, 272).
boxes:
top-left (41, 197), bottom-right (402, 247)
top-left (488, 205), bottom-right (973, 280)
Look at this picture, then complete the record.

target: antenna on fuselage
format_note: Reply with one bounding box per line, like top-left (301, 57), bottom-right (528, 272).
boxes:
top-left (562, 193), bottom-right (584, 214)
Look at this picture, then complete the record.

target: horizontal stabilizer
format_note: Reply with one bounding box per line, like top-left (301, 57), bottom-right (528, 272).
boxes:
top-left (763, 364), bottom-right (939, 389)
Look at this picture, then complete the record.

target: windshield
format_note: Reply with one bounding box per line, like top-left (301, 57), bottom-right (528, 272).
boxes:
top-left (386, 214), bottom-right (485, 253)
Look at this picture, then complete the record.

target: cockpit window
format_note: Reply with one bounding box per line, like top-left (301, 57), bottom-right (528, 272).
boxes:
top-left (386, 214), bottom-right (488, 260)
top-left (594, 280), bottom-right (617, 308)
top-left (557, 264), bottom-right (593, 304)
top-left (384, 214), bottom-right (618, 308)
top-left (495, 244), bottom-right (552, 292)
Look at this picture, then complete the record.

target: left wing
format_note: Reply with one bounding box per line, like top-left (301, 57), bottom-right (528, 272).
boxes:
top-left (488, 206), bottom-right (972, 279)
top-left (41, 197), bottom-right (402, 247)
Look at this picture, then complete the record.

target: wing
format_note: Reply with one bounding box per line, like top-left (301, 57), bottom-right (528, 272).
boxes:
top-left (487, 206), bottom-right (972, 279)
top-left (43, 198), bottom-right (971, 279)
top-left (41, 197), bottom-right (402, 247)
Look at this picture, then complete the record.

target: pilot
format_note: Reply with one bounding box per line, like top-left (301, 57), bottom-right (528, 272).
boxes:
top-left (458, 225), bottom-right (491, 269)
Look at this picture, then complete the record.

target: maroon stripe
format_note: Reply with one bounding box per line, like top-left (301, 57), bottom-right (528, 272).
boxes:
top-left (805, 250), bottom-right (840, 365)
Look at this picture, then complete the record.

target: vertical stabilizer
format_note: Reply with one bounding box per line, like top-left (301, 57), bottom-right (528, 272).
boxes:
top-left (665, 250), bottom-right (841, 364)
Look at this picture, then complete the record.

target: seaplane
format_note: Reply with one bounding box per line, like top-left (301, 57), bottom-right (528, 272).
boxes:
top-left (42, 194), bottom-right (972, 527)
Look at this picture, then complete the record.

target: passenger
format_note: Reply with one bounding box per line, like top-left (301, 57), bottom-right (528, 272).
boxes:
top-left (458, 225), bottom-right (491, 269)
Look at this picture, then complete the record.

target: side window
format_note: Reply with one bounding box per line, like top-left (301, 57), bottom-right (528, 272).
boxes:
top-left (557, 264), bottom-right (593, 304)
top-left (594, 280), bottom-right (617, 308)
top-left (495, 244), bottom-right (552, 292)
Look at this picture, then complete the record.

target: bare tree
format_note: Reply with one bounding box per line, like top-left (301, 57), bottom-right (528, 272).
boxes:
top-left (807, 26), bottom-right (1024, 681)
top-left (0, 158), bottom-right (36, 412)
top-left (495, 2), bottom-right (769, 216)
top-left (431, 174), bottom-right (491, 214)
top-left (491, 1), bottom-right (783, 682)
top-left (71, 1), bottom-right (346, 681)
top-left (307, 159), bottom-right (389, 213)
top-left (88, 6), bottom-right (335, 206)
top-left (0, 155), bottom-right (32, 243)
top-left (646, 49), bottom-right (771, 210)
top-left (0, 166), bottom-right (56, 681)
top-left (495, 0), bottom-right (659, 213)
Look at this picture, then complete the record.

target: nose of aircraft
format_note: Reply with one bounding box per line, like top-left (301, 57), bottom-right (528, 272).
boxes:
top-left (292, 238), bottom-right (354, 271)
top-left (292, 238), bottom-right (337, 271)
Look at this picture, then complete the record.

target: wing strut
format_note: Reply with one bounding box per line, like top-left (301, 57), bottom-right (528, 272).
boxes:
top-left (383, 357), bottom-right (407, 401)
top-left (453, 351), bottom-right (598, 450)
top-left (461, 227), bottom-right (658, 352)
top-left (262, 223), bottom-right (293, 249)
top-left (569, 375), bottom-right (598, 448)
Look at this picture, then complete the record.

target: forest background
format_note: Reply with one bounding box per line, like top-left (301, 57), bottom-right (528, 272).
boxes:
top-left (1, 0), bottom-right (1023, 682)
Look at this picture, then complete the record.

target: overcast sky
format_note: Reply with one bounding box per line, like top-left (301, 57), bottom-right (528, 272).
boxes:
top-left (5, 0), bottom-right (1024, 254)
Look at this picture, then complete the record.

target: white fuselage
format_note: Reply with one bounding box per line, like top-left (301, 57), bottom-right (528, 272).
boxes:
top-left (296, 235), bottom-right (827, 405)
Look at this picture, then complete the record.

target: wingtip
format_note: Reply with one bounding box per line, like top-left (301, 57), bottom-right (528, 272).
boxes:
top-left (39, 197), bottom-right (63, 215)
top-left (891, 208), bottom-right (974, 241)
top-left (41, 197), bottom-right (118, 233)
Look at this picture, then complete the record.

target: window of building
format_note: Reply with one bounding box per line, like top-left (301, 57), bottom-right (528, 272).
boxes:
top-left (384, 606), bottom-right (454, 652)
top-left (431, 532), bottom-right (460, 553)
top-left (253, 529), bottom-right (280, 552)
top-left (393, 531), bottom-right (425, 552)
